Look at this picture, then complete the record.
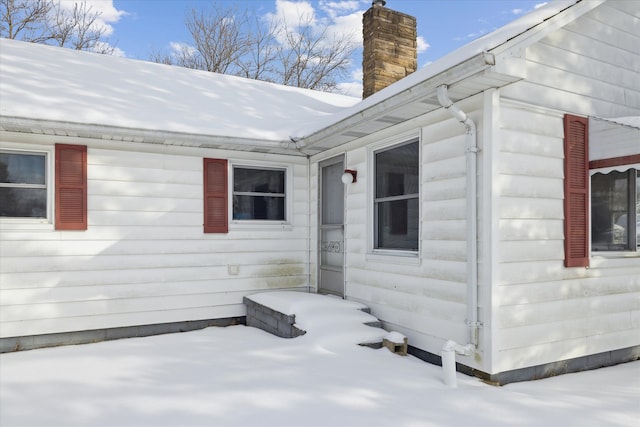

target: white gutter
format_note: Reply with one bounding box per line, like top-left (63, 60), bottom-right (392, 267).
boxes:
top-left (436, 84), bottom-right (480, 387)
top-left (0, 116), bottom-right (304, 156)
top-left (298, 53), bottom-right (495, 153)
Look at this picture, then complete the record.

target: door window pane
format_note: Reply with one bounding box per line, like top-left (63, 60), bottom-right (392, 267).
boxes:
top-left (322, 161), bottom-right (344, 225)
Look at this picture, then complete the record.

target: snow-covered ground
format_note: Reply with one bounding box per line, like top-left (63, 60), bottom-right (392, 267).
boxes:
top-left (1, 292), bottom-right (638, 427)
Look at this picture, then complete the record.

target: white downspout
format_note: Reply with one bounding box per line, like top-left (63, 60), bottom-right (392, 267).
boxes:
top-left (436, 84), bottom-right (479, 387)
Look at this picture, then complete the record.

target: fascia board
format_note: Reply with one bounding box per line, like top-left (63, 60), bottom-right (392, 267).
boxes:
top-left (0, 116), bottom-right (304, 156)
top-left (490, 0), bottom-right (605, 59)
top-left (300, 52), bottom-right (496, 152)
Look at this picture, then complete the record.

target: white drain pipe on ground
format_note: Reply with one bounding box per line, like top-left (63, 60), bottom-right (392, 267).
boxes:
top-left (436, 85), bottom-right (480, 388)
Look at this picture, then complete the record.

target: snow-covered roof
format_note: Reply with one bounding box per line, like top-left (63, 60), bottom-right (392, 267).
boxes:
top-left (1, 0), bottom-right (594, 150)
top-left (360, 0), bottom-right (584, 106)
top-left (0, 38), bottom-right (358, 143)
top-left (298, 0), bottom-right (587, 141)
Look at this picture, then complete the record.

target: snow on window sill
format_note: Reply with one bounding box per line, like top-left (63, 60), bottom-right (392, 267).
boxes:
top-left (0, 219), bottom-right (53, 231)
top-left (591, 250), bottom-right (639, 259)
top-left (229, 221), bottom-right (293, 231)
top-left (366, 250), bottom-right (421, 265)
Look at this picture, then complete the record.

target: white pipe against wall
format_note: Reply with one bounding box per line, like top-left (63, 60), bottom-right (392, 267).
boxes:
top-left (436, 85), bottom-right (480, 387)
top-left (442, 340), bottom-right (474, 387)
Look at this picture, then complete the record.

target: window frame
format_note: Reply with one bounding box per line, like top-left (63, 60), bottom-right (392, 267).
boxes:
top-left (590, 167), bottom-right (639, 253)
top-left (229, 162), bottom-right (291, 227)
top-left (0, 145), bottom-right (53, 225)
top-left (369, 134), bottom-right (421, 257)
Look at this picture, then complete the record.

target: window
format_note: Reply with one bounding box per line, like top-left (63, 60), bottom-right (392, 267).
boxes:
top-left (233, 166), bottom-right (285, 221)
top-left (563, 114), bottom-right (639, 265)
top-left (374, 140), bottom-right (419, 251)
top-left (0, 150), bottom-right (47, 218)
top-left (591, 169), bottom-right (639, 251)
top-left (0, 144), bottom-right (87, 229)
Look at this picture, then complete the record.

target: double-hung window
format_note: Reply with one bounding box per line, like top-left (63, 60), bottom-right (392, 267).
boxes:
top-left (374, 140), bottom-right (419, 251)
top-left (232, 166), bottom-right (286, 221)
top-left (0, 150), bottom-right (47, 219)
top-left (203, 161), bottom-right (288, 233)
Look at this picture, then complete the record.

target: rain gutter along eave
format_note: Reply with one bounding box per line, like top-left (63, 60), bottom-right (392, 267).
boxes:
top-left (0, 115), bottom-right (306, 157)
top-left (296, 52), bottom-right (496, 153)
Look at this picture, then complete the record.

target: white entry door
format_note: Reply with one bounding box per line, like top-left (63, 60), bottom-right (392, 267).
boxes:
top-left (319, 156), bottom-right (344, 296)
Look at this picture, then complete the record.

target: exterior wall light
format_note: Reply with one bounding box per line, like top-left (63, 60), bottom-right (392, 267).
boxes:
top-left (341, 169), bottom-right (358, 184)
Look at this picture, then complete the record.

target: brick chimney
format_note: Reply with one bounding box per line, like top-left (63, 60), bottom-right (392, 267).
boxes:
top-left (362, 0), bottom-right (417, 98)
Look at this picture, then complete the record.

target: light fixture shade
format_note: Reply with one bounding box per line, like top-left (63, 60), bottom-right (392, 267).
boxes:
top-left (341, 169), bottom-right (357, 184)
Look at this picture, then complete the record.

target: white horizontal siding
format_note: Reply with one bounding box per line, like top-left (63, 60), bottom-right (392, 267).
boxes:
top-left (501, 1), bottom-right (640, 118)
top-left (1, 305), bottom-right (244, 339)
top-left (0, 140), bottom-right (310, 338)
top-left (308, 102), bottom-right (484, 369)
top-left (493, 2), bottom-right (640, 371)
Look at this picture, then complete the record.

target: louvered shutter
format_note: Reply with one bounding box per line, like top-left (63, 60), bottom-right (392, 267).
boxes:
top-left (55, 144), bottom-right (87, 230)
top-left (563, 114), bottom-right (589, 267)
top-left (204, 158), bottom-right (228, 233)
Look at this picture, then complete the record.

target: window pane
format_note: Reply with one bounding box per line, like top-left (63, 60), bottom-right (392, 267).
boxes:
top-left (375, 141), bottom-right (419, 198)
top-left (233, 195), bottom-right (285, 220)
top-left (591, 171), bottom-right (629, 251)
top-left (637, 170), bottom-right (639, 249)
top-left (0, 153), bottom-right (45, 185)
top-left (234, 168), bottom-right (284, 193)
top-left (0, 188), bottom-right (46, 218)
top-left (376, 198), bottom-right (419, 250)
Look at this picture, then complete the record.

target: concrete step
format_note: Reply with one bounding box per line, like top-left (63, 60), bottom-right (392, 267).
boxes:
top-left (243, 292), bottom-right (408, 356)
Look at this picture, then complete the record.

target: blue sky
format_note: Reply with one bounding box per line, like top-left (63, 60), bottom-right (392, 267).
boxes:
top-left (80, 0), bottom-right (548, 95)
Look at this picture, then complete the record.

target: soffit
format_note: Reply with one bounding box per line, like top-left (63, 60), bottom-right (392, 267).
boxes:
top-left (299, 56), bottom-right (521, 155)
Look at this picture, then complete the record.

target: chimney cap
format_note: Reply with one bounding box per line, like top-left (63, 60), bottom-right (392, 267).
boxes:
top-left (372, 0), bottom-right (386, 6)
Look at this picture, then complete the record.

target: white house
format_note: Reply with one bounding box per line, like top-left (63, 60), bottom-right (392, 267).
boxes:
top-left (1, 0), bottom-right (638, 384)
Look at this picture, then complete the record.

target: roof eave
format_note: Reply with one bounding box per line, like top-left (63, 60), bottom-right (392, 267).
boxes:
top-left (298, 52), bottom-right (519, 155)
top-left (0, 116), bottom-right (304, 156)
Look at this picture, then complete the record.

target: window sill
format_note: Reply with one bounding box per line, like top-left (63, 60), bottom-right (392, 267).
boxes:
top-left (591, 251), bottom-right (639, 259)
top-left (366, 250), bottom-right (421, 265)
top-left (0, 220), bottom-right (54, 231)
top-left (229, 221), bottom-right (293, 231)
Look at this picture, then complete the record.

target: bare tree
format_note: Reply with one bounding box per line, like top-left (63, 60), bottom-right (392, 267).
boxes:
top-left (234, 15), bottom-right (277, 82)
top-left (0, 0), bottom-right (50, 42)
top-left (151, 1), bottom-right (357, 93)
top-left (185, 4), bottom-right (252, 73)
top-left (153, 3), bottom-right (251, 73)
top-left (273, 14), bottom-right (354, 92)
top-left (48, 1), bottom-right (114, 53)
top-left (0, 0), bottom-right (116, 53)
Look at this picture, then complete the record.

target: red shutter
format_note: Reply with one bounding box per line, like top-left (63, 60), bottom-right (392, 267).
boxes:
top-left (563, 114), bottom-right (589, 267)
top-left (203, 158), bottom-right (228, 233)
top-left (55, 144), bottom-right (87, 230)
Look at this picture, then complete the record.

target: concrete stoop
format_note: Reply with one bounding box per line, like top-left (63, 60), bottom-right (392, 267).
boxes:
top-left (244, 296), bottom-right (306, 339)
top-left (243, 295), bottom-right (407, 356)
